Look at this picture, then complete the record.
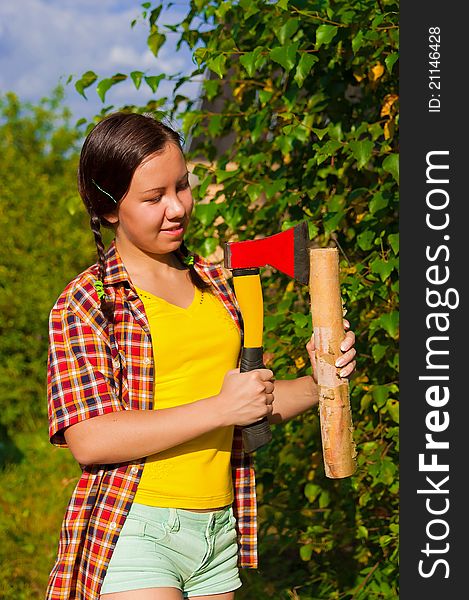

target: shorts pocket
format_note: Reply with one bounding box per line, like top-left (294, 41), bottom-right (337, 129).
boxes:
top-left (119, 516), bottom-right (145, 538)
top-left (222, 509), bottom-right (237, 534)
top-left (142, 520), bottom-right (170, 543)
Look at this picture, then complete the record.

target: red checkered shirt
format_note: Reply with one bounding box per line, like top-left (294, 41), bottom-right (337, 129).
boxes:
top-left (46, 241), bottom-right (258, 600)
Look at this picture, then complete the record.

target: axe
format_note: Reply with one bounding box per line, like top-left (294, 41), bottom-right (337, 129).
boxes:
top-left (224, 222), bottom-right (357, 478)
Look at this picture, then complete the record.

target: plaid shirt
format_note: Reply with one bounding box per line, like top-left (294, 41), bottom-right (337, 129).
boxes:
top-left (46, 241), bottom-right (257, 600)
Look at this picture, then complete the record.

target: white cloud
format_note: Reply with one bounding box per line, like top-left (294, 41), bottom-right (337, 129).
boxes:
top-left (0, 0), bottom-right (197, 120)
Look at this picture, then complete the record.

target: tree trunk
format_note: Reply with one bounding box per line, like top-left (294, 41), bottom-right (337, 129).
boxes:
top-left (309, 247), bottom-right (357, 479)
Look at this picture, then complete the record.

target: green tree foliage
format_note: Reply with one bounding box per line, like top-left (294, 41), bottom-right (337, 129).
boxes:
top-left (72, 1), bottom-right (399, 597)
top-left (0, 90), bottom-right (95, 437)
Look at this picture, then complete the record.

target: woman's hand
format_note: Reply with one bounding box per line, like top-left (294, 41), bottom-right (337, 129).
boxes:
top-left (217, 368), bottom-right (275, 427)
top-left (306, 319), bottom-right (357, 383)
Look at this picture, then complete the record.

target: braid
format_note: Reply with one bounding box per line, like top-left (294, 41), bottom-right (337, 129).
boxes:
top-left (178, 242), bottom-right (211, 292)
top-left (90, 213), bottom-right (114, 322)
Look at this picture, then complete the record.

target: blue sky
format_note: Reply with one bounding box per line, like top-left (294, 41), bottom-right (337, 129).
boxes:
top-left (0, 0), bottom-right (199, 122)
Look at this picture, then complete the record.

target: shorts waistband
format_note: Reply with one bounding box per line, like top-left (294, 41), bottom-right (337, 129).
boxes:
top-left (129, 502), bottom-right (233, 533)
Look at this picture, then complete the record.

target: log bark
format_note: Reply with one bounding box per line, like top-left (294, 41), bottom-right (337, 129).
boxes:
top-left (309, 247), bottom-right (357, 479)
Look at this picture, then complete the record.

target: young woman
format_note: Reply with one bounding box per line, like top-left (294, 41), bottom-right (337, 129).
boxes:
top-left (46, 112), bottom-right (356, 600)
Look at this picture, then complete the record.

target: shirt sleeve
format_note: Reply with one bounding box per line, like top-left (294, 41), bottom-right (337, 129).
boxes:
top-left (47, 306), bottom-right (122, 447)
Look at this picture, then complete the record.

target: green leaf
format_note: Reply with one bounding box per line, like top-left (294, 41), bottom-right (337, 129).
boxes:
top-left (207, 54), bottom-right (227, 78)
top-left (357, 525), bottom-right (369, 540)
top-left (276, 0), bottom-right (290, 10)
top-left (349, 140), bottom-right (374, 169)
top-left (304, 483), bottom-right (321, 503)
top-left (265, 178), bottom-right (286, 199)
top-left (319, 490), bottom-right (330, 508)
top-left (372, 344), bottom-right (387, 363)
top-left (215, 168), bottom-right (239, 183)
top-left (300, 543), bottom-right (313, 562)
top-left (239, 0), bottom-right (260, 18)
top-left (148, 29), bottom-right (166, 57)
top-left (195, 203), bottom-right (218, 226)
top-left (383, 153), bottom-right (399, 183)
top-left (270, 42), bottom-right (299, 72)
top-left (130, 71), bottom-right (144, 90)
top-left (312, 127), bottom-right (328, 141)
top-left (371, 257), bottom-right (397, 281)
top-left (315, 25), bottom-right (338, 49)
top-left (276, 18), bottom-right (300, 45)
top-left (181, 111), bottom-right (202, 135)
top-left (149, 5), bottom-right (163, 27)
top-left (357, 230), bottom-right (375, 251)
top-left (294, 54), bottom-right (318, 86)
top-left (328, 122), bottom-right (343, 141)
top-left (144, 74), bottom-right (165, 93)
top-left (369, 192), bottom-right (388, 214)
top-left (292, 313), bottom-right (309, 328)
top-left (201, 237), bottom-right (218, 256)
top-left (388, 233), bottom-right (399, 255)
top-left (208, 114), bottom-right (223, 136)
top-left (372, 385), bottom-right (389, 408)
top-left (240, 47), bottom-right (264, 77)
top-left (75, 71), bottom-right (97, 99)
top-left (259, 89), bottom-right (273, 104)
top-left (385, 53), bottom-right (399, 74)
top-left (323, 211), bottom-right (345, 235)
top-left (352, 30), bottom-right (364, 53)
top-left (386, 399), bottom-right (399, 423)
top-left (246, 183), bottom-right (263, 203)
top-left (379, 311), bottom-right (399, 339)
top-left (96, 73), bottom-right (127, 103)
top-left (194, 47), bottom-right (210, 67)
top-left (316, 140), bottom-right (342, 164)
top-left (222, 204), bottom-right (244, 229)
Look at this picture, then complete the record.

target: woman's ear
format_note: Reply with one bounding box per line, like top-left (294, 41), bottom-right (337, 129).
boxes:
top-left (102, 211), bottom-right (119, 225)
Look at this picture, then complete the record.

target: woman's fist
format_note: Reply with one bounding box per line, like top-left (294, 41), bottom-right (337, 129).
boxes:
top-left (217, 368), bottom-right (275, 426)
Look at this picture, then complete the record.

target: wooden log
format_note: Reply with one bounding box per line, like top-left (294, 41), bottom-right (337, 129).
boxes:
top-left (309, 247), bottom-right (357, 479)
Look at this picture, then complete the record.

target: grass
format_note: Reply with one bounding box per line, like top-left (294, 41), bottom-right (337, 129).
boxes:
top-left (0, 425), bottom-right (79, 599)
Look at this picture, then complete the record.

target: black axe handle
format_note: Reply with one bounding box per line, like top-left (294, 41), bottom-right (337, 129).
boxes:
top-left (240, 347), bottom-right (272, 454)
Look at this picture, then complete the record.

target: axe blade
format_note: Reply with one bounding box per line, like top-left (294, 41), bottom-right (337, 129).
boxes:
top-left (224, 221), bottom-right (310, 285)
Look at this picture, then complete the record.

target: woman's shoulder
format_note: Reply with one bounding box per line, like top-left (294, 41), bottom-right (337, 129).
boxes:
top-left (50, 263), bottom-right (101, 316)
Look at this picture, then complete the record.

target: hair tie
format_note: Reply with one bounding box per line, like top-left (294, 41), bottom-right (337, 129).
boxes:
top-left (183, 254), bottom-right (195, 266)
top-left (93, 280), bottom-right (107, 300)
top-left (92, 179), bottom-right (118, 204)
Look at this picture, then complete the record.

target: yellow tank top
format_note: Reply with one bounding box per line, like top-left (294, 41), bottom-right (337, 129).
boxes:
top-left (133, 283), bottom-right (241, 509)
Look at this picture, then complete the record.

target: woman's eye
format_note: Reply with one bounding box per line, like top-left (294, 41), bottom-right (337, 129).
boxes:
top-left (177, 180), bottom-right (190, 192)
top-left (146, 196), bottom-right (162, 203)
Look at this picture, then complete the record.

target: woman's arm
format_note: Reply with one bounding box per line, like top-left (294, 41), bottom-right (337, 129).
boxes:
top-left (268, 320), bottom-right (357, 425)
top-left (268, 375), bottom-right (318, 424)
top-left (64, 367), bottom-right (274, 465)
top-left (64, 396), bottom-right (222, 465)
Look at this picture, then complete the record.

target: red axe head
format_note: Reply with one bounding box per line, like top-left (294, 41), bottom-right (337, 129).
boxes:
top-left (223, 221), bottom-right (310, 285)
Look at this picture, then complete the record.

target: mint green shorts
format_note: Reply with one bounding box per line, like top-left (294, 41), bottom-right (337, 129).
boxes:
top-left (101, 503), bottom-right (242, 598)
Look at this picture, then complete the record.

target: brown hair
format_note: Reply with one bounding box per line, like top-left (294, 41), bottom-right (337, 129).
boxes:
top-left (77, 112), bottom-right (209, 320)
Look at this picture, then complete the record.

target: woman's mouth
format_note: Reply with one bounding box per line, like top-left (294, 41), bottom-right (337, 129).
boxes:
top-left (161, 226), bottom-right (184, 236)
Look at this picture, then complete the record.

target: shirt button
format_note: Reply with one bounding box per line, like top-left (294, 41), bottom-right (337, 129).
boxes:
top-left (143, 357), bottom-right (151, 365)
top-left (109, 522), bottom-right (117, 530)
top-left (130, 466), bottom-right (139, 475)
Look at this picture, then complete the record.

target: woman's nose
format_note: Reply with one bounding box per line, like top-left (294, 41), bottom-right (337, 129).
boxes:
top-left (164, 193), bottom-right (186, 218)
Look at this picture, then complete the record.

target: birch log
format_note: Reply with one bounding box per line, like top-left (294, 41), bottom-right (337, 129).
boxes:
top-left (309, 247), bottom-right (357, 479)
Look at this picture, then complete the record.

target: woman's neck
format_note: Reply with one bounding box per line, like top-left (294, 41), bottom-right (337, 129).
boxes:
top-left (115, 237), bottom-right (186, 281)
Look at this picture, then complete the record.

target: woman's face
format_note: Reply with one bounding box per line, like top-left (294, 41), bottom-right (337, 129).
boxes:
top-left (106, 143), bottom-right (193, 258)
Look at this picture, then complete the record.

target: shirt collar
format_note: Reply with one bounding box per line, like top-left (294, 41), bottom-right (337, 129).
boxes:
top-left (103, 240), bottom-right (132, 287)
